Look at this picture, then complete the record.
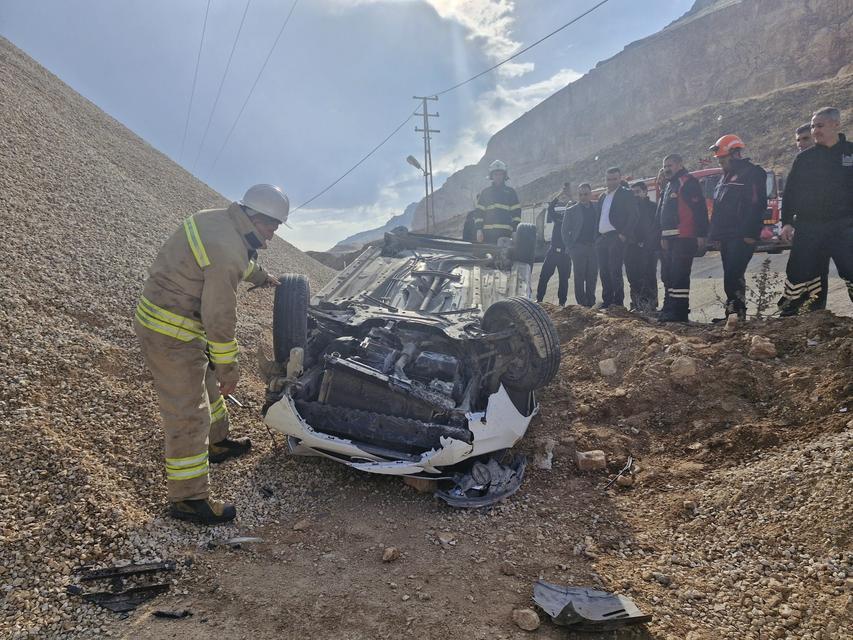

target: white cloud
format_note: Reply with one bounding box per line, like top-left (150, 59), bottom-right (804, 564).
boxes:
top-left (425, 0), bottom-right (532, 77)
top-left (436, 67), bottom-right (582, 173)
top-left (324, 0), bottom-right (532, 77)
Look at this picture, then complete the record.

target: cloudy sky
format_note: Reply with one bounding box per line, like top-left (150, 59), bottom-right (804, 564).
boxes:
top-left (1, 0), bottom-right (693, 250)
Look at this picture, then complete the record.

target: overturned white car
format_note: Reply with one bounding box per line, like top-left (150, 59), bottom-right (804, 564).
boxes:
top-left (262, 226), bottom-right (560, 504)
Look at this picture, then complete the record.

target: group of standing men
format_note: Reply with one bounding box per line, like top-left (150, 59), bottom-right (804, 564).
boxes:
top-left (534, 105), bottom-right (852, 322)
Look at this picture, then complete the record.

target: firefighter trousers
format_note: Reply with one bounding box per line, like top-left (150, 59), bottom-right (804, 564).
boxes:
top-left (536, 248), bottom-right (571, 305)
top-left (596, 232), bottom-right (626, 306)
top-left (625, 244), bottom-right (659, 311)
top-left (719, 238), bottom-right (755, 316)
top-left (570, 243), bottom-right (598, 307)
top-left (134, 319), bottom-right (231, 501)
top-left (778, 220), bottom-right (853, 314)
top-left (660, 237), bottom-right (697, 316)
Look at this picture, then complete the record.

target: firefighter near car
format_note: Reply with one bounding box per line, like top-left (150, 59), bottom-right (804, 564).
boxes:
top-left (475, 160), bottom-right (522, 244)
top-left (707, 134), bottom-right (768, 322)
top-left (778, 107), bottom-right (853, 315)
top-left (656, 153), bottom-right (709, 323)
top-left (134, 184), bottom-right (288, 525)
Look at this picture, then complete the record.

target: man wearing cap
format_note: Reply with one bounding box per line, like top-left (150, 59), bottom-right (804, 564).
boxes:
top-left (474, 160), bottom-right (522, 244)
top-left (707, 134), bottom-right (768, 322)
top-left (134, 184), bottom-right (288, 525)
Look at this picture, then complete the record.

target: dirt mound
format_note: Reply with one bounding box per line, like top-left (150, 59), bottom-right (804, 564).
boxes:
top-left (0, 37), bottom-right (333, 638)
top-left (522, 305), bottom-right (852, 639)
top-left (538, 306), bottom-right (851, 465)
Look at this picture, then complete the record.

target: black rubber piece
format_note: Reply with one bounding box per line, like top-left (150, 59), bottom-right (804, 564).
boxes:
top-left (513, 223), bottom-right (537, 265)
top-left (273, 274), bottom-right (310, 363)
top-left (482, 296), bottom-right (561, 391)
top-left (295, 400), bottom-right (472, 454)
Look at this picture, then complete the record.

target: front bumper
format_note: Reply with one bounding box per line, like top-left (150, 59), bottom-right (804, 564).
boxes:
top-left (263, 385), bottom-right (536, 476)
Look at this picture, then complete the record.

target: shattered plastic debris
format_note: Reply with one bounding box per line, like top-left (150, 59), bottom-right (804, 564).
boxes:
top-left (435, 455), bottom-right (526, 508)
top-left (533, 581), bottom-right (652, 631)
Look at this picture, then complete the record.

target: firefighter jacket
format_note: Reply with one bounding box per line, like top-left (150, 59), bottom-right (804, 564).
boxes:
top-left (135, 203), bottom-right (271, 385)
top-left (474, 184), bottom-right (522, 237)
top-left (781, 133), bottom-right (853, 226)
top-left (709, 158), bottom-right (768, 241)
top-left (657, 169), bottom-right (709, 239)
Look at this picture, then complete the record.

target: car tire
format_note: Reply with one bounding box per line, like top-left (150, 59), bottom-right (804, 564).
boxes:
top-left (273, 273), bottom-right (309, 363)
top-left (513, 223), bottom-right (536, 265)
top-left (482, 296), bottom-right (560, 391)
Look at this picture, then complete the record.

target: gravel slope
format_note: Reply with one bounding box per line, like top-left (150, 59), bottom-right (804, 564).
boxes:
top-left (0, 37), bottom-right (332, 638)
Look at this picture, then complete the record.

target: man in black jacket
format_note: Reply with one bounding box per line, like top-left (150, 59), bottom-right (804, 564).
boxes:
top-left (788, 123), bottom-right (828, 309)
top-left (625, 181), bottom-right (659, 312)
top-left (708, 135), bottom-right (768, 321)
top-left (562, 182), bottom-right (599, 306)
top-left (656, 154), bottom-right (708, 322)
top-left (536, 183), bottom-right (572, 305)
top-left (778, 107), bottom-right (853, 315)
top-left (595, 167), bottom-right (637, 308)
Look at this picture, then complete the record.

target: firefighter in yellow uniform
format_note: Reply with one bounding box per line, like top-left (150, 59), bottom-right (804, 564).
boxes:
top-left (134, 184), bottom-right (288, 524)
top-left (474, 160), bottom-right (522, 244)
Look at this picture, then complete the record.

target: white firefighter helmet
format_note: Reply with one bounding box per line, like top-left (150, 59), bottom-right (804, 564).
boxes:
top-left (238, 184), bottom-right (290, 225)
top-left (488, 160), bottom-right (508, 177)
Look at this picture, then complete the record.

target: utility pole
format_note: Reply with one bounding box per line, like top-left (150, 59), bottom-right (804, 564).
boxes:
top-left (414, 95), bottom-right (439, 233)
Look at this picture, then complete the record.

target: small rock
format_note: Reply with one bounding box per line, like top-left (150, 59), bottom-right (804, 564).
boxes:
top-left (616, 474), bottom-right (633, 487)
top-left (577, 404), bottom-right (591, 415)
top-left (499, 561), bottom-right (517, 576)
top-left (724, 314), bottom-right (739, 331)
top-left (382, 547), bottom-right (400, 563)
top-left (511, 607), bottom-right (540, 631)
top-left (748, 335), bottom-right (777, 360)
top-left (598, 358), bottom-right (618, 377)
top-left (652, 572), bottom-right (672, 586)
top-left (670, 355), bottom-right (699, 377)
top-left (437, 532), bottom-right (456, 546)
top-left (292, 519), bottom-right (311, 532)
top-left (575, 450), bottom-right (607, 471)
top-left (683, 500), bottom-right (697, 512)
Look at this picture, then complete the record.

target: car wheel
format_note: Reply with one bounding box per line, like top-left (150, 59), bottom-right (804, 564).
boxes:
top-left (273, 273), bottom-right (309, 363)
top-left (513, 223), bottom-right (537, 265)
top-left (482, 296), bottom-right (560, 391)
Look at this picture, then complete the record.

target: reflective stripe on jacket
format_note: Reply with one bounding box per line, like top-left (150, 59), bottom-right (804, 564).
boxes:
top-left (137, 203), bottom-right (270, 371)
top-left (473, 185), bottom-right (522, 234)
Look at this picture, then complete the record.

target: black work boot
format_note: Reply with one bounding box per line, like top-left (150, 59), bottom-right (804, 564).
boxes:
top-left (169, 499), bottom-right (236, 525)
top-left (209, 437), bottom-right (252, 464)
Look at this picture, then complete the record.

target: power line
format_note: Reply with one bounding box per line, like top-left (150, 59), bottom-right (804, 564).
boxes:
top-left (292, 109), bottom-right (419, 212)
top-left (433, 0), bottom-right (611, 96)
top-left (292, 0), bottom-right (611, 212)
top-left (191, 0), bottom-right (252, 172)
top-left (179, 0), bottom-right (212, 162)
top-left (206, 0), bottom-right (299, 175)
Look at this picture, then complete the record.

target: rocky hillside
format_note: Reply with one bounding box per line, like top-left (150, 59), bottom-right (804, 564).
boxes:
top-left (413, 0), bottom-right (853, 229)
top-left (0, 36), bottom-right (333, 638)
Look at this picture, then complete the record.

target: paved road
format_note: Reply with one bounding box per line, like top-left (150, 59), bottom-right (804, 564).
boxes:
top-left (533, 251), bottom-right (852, 322)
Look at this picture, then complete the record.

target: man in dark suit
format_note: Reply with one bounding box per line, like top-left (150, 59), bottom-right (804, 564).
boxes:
top-left (595, 167), bottom-right (638, 308)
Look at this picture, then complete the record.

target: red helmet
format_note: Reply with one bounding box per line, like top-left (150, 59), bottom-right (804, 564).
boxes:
top-left (710, 134), bottom-right (745, 158)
